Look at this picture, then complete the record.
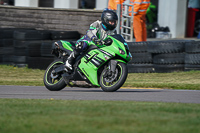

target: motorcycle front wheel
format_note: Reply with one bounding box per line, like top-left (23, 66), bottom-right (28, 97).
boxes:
top-left (100, 62), bottom-right (128, 92)
top-left (43, 59), bottom-right (66, 91)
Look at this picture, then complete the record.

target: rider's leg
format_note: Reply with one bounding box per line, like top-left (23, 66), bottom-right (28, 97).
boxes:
top-left (65, 40), bottom-right (88, 70)
top-left (65, 50), bottom-right (79, 70)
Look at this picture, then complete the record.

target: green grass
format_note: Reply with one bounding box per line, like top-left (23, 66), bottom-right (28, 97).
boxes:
top-left (0, 65), bottom-right (44, 86)
top-left (124, 71), bottom-right (200, 90)
top-left (0, 65), bottom-right (200, 90)
top-left (0, 65), bottom-right (200, 133)
top-left (0, 99), bottom-right (199, 133)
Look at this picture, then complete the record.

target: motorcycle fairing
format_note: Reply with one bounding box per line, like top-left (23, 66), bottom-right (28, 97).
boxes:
top-left (78, 48), bottom-right (115, 86)
top-left (59, 35), bottom-right (131, 86)
top-left (60, 40), bottom-right (74, 51)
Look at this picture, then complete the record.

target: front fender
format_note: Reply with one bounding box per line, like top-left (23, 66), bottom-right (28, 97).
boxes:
top-left (114, 59), bottom-right (127, 64)
top-left (108, 59), bottom-right (127, 73)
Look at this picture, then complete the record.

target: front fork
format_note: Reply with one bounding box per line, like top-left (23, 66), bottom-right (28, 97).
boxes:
top-left (104, 59), bottom-right (127, 78)
top-left (103, 60), bottom-right (118, 78)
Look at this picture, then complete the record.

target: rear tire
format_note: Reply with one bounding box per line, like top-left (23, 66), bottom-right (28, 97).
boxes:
top-left (43, 59), bottom-right (66, 91)
top-left (100, 62), bottom-right (128, 92)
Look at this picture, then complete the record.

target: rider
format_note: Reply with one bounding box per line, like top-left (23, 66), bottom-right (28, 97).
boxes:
top-left (65, 9), bottom-right (118, 71)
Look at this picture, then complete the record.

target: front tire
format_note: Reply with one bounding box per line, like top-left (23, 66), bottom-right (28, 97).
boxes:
top-left (100, 62), bottom-right (128, 92)
top-left (43, 59), bottom-right (66, 91)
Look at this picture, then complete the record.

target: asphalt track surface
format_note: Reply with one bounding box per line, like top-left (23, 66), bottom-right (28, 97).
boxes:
top-left (0, 85), bottom-right (200, 103)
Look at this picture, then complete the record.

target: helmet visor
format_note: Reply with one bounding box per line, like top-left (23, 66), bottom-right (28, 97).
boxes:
top-left (109, 20), bottom-right (117, 26)
top-left (107, 20), bottom-right (118, 27)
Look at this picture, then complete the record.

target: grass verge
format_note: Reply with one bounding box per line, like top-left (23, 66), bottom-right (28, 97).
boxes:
top-left (0, 99), bottom-right (199, 133)
top-left (0, 65), bottom-right (200, 90)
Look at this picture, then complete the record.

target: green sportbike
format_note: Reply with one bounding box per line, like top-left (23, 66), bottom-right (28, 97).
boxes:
top-left (43, 34), bottom-right (132, 92)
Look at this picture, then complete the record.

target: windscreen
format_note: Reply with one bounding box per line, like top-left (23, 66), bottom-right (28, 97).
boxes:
top-left (110, 34), bottom-right (130, 53)
top-left (110, 34), bottom-right (126, 44)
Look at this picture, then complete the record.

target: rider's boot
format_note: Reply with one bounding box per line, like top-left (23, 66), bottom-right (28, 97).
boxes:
top-left (65, 41), bottom-right (85, 71)
top-left (65, 51), bottom-right (79, 71)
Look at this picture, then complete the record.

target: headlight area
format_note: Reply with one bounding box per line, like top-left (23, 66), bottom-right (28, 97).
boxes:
top-left (119, 48), bottom-right (125, 55)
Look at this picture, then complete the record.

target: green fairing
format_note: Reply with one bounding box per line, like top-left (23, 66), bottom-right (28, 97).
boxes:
top-left (115, 59), bottom-right (127, 64)
top-left (60, 40), bottom-right (73, 51)
top-left (78, 49), bottom-right (109, 86)
top-left (59, 35), bottom-right (131, 86)
top-left (78, 35), bottom-right (131, 86)
top-left (106, 36), bottom-right (131, 62)
top-left (44, 33), bottom-right (131, 92)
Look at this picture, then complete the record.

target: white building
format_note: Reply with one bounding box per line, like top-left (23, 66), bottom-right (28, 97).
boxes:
top-left (7, 0), bottom-right (195, 38)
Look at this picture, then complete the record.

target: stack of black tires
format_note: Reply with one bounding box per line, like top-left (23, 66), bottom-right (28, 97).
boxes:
top-left (185, 41), bottom-right (200, 71)
top-left (27, 31), bottom-right (79, 69)
top-left (148, 41), bottom-right (186, 73)
top-left (1, 28), bottom-right (199, 73)
top-left (0, 28), bottom-right (80, 69)
top-left (13, 29), bottom-right (52, 68)
top-left (0, 29), bottom-right (15, 65)
top-left (127, 42), bottom-right (154, 73)
top-left (128, 40), bottom-right (200, 73)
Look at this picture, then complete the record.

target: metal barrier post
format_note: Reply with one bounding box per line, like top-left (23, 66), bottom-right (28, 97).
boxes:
top-left (116, 4), bottom-right (121, 34)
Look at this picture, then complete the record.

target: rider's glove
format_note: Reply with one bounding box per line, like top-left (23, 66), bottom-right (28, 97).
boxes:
top-left (92, 37), bottom-right (102, 45)
top-left (104, 38), bottom-right (112, 46)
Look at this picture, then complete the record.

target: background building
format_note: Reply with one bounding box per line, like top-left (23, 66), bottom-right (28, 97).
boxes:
top-left (0, 0), bottom-right (199, 38)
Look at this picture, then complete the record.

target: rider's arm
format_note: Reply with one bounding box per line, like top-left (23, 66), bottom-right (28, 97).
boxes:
top-left (86, 20), bottom-right (101, 40)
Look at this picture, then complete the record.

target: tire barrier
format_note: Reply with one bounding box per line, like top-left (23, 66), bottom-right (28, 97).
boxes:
top-left (153, 53), bottom-right (185, 64)
top-left (28, 41), bottom-right (43, 57)
top-left (40, 41), bottom-right (55, 57)
top-left (0, 28), bottom-right (80, 69)
top-left (130, 52), bottom-right (152, 64)
top-left (154, 64), bottom-right (185, 73)
top-left (147, 41), bottom-right (185, 53)
top-left (0, 28), bottom-right (35, 39)
top-left (128, 64), bottom-right (154, 73)
top-left (0, 28), bottom-right (200, 72)
top-left (184, 41), bottom-right (200, 71)
top-left (27, 57), bottom-right (55, 70)
top-left (128, 40), bottom-right (200, 73)
top-left (0, 30), bottom-right (15, 65)
top-left (51, 31), bottom-right (80, 40)
top-left (13, 30), bottom-right (52, 40)
top-left (128, 42), bottom-right (154, 73)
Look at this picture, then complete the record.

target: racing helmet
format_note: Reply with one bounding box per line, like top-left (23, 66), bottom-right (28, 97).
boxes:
top-left (101, 10), bottom-right (118, 30)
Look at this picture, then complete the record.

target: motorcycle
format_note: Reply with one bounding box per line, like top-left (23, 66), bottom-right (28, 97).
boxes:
top-left (43, 34), bottom-right (132, 92)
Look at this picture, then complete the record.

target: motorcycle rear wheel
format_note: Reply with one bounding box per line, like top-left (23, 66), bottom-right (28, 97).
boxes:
top-left (43, 59), bottom-right (66, 91)
top-left (100, 62), bottom-right (128, 92)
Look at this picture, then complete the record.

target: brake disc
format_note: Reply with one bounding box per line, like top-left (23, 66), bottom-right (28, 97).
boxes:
top-left (51, 71), bottom-right (59, 79)
top-left (104, 69), bottom-right (118, 83)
